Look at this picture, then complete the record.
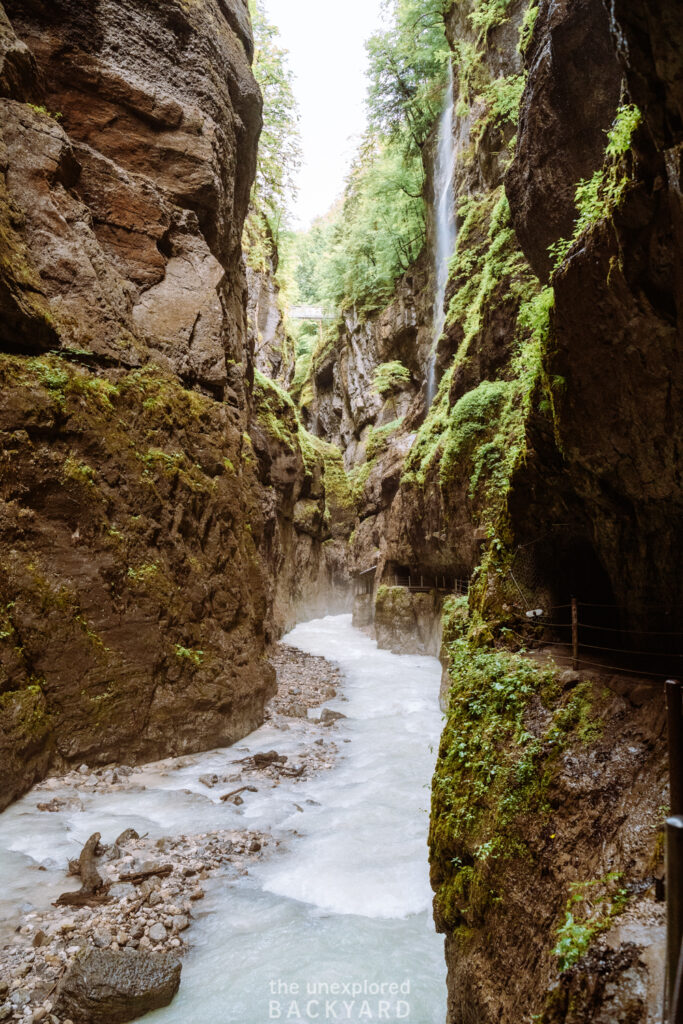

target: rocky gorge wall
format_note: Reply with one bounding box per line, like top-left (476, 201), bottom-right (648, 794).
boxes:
top-left (298, 0), bottom-right (680, 1019)
top-left (301, 0), bottom-right (542, 651)
top-left (0, 0), bottom-right (679, 1017)
top-left (245, 212), bottom-right (295, 387)
top-left (504, 0), bottom-right (683, 639)
top-left (249, 368), bottom-right (354, 635)
top-left (307, 0), bottom-right (681, 654)
top-left (0, 0), bottom-right (351, 811)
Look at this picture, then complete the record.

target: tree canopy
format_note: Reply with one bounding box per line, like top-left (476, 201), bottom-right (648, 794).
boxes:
top-left (287, 0), bottom-right (449, 315)
top-left (248, 0), bottom-right (301, 242)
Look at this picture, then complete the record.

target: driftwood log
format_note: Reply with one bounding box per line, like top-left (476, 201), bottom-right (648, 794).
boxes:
top-left (220, 785), bottom-right (258, 803)
top-left (118, 864), bottom-right (173, 884)
top-left (56, 832), bottom-right (111, 907)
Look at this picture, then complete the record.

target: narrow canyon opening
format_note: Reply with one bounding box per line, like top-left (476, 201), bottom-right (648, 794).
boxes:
top-left (0, 0), bottom-right (679, 1022)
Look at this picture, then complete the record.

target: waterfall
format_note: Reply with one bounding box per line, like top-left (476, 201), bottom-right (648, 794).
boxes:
top-left (426, 63), bottom-right (457, 408)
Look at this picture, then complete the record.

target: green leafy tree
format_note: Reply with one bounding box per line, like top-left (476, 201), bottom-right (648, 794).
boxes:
top-left (289, 0), bottom-right (448, 315)
top-left (320, 140), bottom-right (427, 310)
top-left (366, 0), bottom-right (449, 155)
top-left (248, 0), bottom-right (301, 241)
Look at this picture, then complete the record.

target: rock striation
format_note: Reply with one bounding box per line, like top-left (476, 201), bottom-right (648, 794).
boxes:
top-left (0, 0), bottom-right (305, 810)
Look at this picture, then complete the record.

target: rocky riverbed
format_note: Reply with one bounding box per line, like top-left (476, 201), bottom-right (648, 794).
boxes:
top-left (0, 643), bottom-right (344, 1024)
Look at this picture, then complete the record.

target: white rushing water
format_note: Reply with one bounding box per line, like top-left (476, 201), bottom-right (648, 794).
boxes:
top-left (0, 615), bottom-right (446, 1024)
top-left (426, 63), bottom-right (458, 408)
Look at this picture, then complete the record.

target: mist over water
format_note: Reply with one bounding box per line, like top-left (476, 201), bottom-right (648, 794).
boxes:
top-left (426, 64), bottom-right (458, 408)
top-left (0, 616), bottom-right (446, 1024)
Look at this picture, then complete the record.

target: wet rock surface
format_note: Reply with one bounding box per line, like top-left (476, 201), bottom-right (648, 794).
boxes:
top-left (0, 0), bottom-right (275, 811)
top-left (506, 0), bottom-right (683, 636)
top-left (505, 0), bottom-right (622, 280)
top-left (53, 947), bottom-right (181, 1024)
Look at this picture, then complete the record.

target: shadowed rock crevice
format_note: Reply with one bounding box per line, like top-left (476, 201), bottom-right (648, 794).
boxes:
top-left (505, 0), bottom-right (623, 280)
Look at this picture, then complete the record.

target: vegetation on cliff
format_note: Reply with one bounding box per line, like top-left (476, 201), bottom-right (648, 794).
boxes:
top-left (400, 179), bottom-right (553, 552)
top-left (429, 602), bottom-right (663, 1020)
top-left (251, 369), bottom-right (354, 533)
top-left (0, 351), bottom-right (276, 807)
top-left (246, 0), bottom-right (301, 250)
top-left (548, 103), bottom-right (642, 269)
top-left (283, 0), bottom-right (449, 322)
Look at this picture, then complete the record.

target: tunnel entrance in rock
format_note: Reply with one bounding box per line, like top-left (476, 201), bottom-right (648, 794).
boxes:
top-left (527, 532), bottom-right (681, 676)
top-left (549, 536), bottom-right (619, 634)
top-left (523, 533), bottom-right (623, 665)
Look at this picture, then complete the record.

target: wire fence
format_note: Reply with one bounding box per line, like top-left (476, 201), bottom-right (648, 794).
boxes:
top-left (525, 598), bottom-right (683, 680)
top-left (666, 681), bottom-right (683, 1023)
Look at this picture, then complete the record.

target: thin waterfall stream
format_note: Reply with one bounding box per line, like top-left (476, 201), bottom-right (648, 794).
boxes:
top-left (0, 616), bottom-right (446, 1023)
top-left (426, 63), bottom-right (458, 408)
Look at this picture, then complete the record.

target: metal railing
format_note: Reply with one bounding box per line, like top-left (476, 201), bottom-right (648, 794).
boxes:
top-left (524, 597), bottom-right (683, 679)
top-left (392, 572), bottom-right (469, 595)
top-left (666, 680), bottom-right (683, 1023)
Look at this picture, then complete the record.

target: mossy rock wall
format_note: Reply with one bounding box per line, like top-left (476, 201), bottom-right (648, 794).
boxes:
top-left (431, 630), bottom-right (667, 1022)
top-left (0, 355), bottom-right (278, 808)
top-left (374, 586), bottom-right (444, 656)
top-left (249, 370), bottom-right (354, 634)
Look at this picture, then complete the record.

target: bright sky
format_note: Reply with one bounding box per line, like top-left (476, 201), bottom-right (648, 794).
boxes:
top-left (260, 0), bottom-right (386, 229)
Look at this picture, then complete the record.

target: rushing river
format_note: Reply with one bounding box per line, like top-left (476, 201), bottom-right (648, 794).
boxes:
top-left (0, 615), bottom-right (446, 1024)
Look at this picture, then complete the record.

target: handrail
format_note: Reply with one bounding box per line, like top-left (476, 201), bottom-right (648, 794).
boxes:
top-left (666, 682), bottom-right (683, 1022)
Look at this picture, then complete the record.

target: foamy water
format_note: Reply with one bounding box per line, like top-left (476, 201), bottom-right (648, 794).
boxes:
top-left (0, 615), bottom-right (446, 1023)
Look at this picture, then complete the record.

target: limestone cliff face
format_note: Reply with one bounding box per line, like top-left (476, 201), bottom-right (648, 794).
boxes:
top-left (506, 0), bottom-right (683, 638)
top-left (324, 0), bottom-right (535, 650)
top-left (1, 0), bottom-right (260, 396)
top-left (250, 370), bottom-right (354, 636)
top-left (320, 0), bottom-right (682, 652)
top-left (245, 215), bottom-right (295, 387)
top-left (0, 0), bottom-right (279, 810)
top-left (300, 0), bottom-right (678, 1019)
top-left (302, 255), bottom-right (432, 468)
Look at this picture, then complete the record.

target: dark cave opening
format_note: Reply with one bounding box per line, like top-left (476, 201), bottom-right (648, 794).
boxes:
top-left (533, 534), bottom-right (682, 677)
top-left (548, 536), bottom-right (620, 633)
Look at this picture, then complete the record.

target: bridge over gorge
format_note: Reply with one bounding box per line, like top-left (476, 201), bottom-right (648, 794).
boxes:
top-left (289, 306), bottom-right (336, 322)
top-left (288, 306), bottom-right (335, 344)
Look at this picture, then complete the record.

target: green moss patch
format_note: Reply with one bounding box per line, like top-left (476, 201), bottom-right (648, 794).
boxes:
top-left (430, 630), bottom-right (611, 934)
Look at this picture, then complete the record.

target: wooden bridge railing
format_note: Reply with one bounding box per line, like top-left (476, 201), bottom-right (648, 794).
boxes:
top-left (353, 570), bottom-right (470, 597)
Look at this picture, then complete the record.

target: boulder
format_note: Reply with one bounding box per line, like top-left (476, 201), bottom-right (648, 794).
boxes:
top-left (54, 947), bottom-right (181, 1024)
top-left (253, 751), bottom-right (287, 767)
top-left (320, 709), bottom-right (347, 725)
top-left (114, 829), bottom-right (139, 848)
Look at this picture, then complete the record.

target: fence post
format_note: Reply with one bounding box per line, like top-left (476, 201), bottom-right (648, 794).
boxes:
top-left (666, 683), bottom-right (683, 1021)
top-left (571, 597), bottom-right (579, 670)
top-left (668, 682), bottom-right (683, 816)
top-left (667, 816), bottom-right (683, 1020)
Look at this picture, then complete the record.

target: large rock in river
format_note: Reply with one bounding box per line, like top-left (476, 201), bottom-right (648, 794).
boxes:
top-left (54, 947), bottom-right (181, 1024)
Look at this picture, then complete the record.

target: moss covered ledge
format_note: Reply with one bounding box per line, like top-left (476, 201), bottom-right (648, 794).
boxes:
top-left (429, 614), bottom-right (666, 1021)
